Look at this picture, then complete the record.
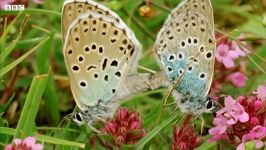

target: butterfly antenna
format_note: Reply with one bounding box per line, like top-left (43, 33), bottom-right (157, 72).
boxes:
top-left (52, 113), bottom-right (72, 137)
top-left (236, 40), bottom-right (266, 73)
top-left (137, 65), bottom-right (156, 74)
top-left (216, 29), bottom-right (266, 73)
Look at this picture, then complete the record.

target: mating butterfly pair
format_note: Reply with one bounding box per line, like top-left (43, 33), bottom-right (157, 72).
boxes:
top-left (61, 0), bottom-right (216, 128)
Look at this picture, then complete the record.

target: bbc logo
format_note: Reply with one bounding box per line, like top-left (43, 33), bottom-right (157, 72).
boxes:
top-left (4, 5), bottom-right (25, 11)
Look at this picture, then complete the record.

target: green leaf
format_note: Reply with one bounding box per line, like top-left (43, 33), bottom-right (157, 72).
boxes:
top-left (0, 8), bottom-right (61, 17)
top-left (14, 71), bottom-right (50, 138)
top-left (0, 127), bottom-right (85, 148)
top-left (245, 141), bottom-right (256, 150)
top-left (135, 112), bottom-right (179, 149)
top-left (0, 36), bottom-right (50, 77)
top-left (35, 133), bottom-right (85, 149)
top-left (0, 15), bottom-right (30, 63)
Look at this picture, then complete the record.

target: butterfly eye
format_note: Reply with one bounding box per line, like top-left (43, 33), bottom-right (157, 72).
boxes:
top-left (73, 113), bottom-right (84, 125)
top-left (205, 100), bottom-right (216, 111)
top-left (75, 113), bottom-right (82, 121)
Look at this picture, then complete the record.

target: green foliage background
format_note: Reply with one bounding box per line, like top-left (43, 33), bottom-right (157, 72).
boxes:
top-left (0, 0), bottom-right (265, 149)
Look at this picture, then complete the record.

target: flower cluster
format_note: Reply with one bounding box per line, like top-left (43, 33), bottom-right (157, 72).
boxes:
top-left (209, 85), bottom-right (266, 150)
top-left (5, 137), bottom-right (43, 150)
top-left (101, 108), bottom-right (145, 146)
top-left (211, 34), bottom-right (248, 95)
top-left (171, 125), bottom-right (202, 150)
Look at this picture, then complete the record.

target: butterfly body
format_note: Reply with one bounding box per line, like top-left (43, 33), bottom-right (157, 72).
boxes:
top-left (62, 0), bottom-right (141, 125)
top-left (155, 0), bottom-right (216, 115)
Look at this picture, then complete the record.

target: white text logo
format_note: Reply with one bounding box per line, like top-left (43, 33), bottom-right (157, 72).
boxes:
top-left (4, 5), bottom-right (25, 11)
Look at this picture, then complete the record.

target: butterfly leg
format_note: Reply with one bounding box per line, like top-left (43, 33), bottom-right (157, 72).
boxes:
top-left (87, 120), bottom-right (103, 135)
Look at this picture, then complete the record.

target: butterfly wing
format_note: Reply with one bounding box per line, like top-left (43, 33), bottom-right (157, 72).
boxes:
top-left (62, 0), bottom-right (141, 110)
top-left (155, 0), bottom-right (215, 98)
top-left (62, 0), bottom-right (121, 41)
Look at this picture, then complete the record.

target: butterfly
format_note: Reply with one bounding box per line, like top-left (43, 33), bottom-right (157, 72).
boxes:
top-left (61, 0), bottom-right (141, 127)
top-left (154, 0), bottom-right (216, 115)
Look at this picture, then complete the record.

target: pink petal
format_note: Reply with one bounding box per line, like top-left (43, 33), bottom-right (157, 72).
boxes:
top-left (14, 139), bottom-right (22, 145)
top-left (34, 144), bottom-right (43, 150)
top-left (0, 0), bottom-right (15, 10)
top-left (24, 137), bottom-right (36, 147)
top-left (228, 50), bottom-right (239, 59)
top-left (227, 118), bottom-right (237, 125)
top-left (231, 41), bottom-right (247, 57)
top-left (227, 72), bottom-right (247, 87)
top-left (223, 57), bottom-right (235, 68)
top-left (217, 44), bottom-right (229, 53)
top-left (33, 0), bottom-right (43, 4)
top-left (242, 134), bottom-right (254, 142)
top-left (118, 108), bottom-right (128, 120)
top-left (224, 96), bottom-right (236, 111)
top-left (253, 100), bottom-right (262, 111)
top-left (256, 85), bottom-right (266, 100)
top-left (252, 126), bottom-right (266, 139)
top-left (209, 125), bottom-right (227, 136)
top-left (239, 112), bottom-right (249, 123)
top-left (208, 133), bottom-right (227, 142)
top-left (107, 123), bottom-right (116, 133)
top-left (250, 117), bottom-right (260, 126)
top-left (4, 144), bottom-right (13, 150)
top-left (255, 140), bottom-right (264, 149)
top-left (236, 143), bottom-right (245, 150)
top-left (216, 44), bottom-right (229, 62)
top-left (130, 121), bottom-right (140, 129)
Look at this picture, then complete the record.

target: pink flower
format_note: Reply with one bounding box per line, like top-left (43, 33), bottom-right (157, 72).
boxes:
top-left (5, 137), bottom-right (43, 150)
top-left (0, 0), bottom-right (14, 10)
top-left (33, 0), bottom-right (43, 4)
top-left (102, 108), bottom-right (145, 146)
top-left (171, 125), bottom-right (202, 150)
top-left (237, 126), bottom-right (266, 150)
top-left (217, 96), bottom-right (249, 124)
top-left (255, 85), bottom-right (266, 100)
top-left (209, 85), bottom-right (266, 148)
top-left (216, 44), bottom-right (239, 68)
top-left (209, 116), bottom-right (228, 135)
top-left (227, 72), bottom-right (247, 87)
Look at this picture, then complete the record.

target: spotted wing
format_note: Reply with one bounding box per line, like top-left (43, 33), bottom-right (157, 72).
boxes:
top-left (62, 0), bottom-right (125, 41)
top-left (155, 0), bottom-right (215, 98)
top-left (62, 2), bottom-right (141, 110)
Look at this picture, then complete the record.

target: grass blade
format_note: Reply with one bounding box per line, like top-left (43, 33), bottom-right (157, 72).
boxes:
top-left (0, 36), bottom-right (50, 77)
top-left (0, 127), bottom-right (85, 148)
top-left (135, 111), bottom-right (179, 149)
top-left (14, 71), bottom-right (50, 138)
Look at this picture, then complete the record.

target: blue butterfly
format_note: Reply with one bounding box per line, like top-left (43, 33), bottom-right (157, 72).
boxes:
top-left (155, 0), bottom-right (217, 115)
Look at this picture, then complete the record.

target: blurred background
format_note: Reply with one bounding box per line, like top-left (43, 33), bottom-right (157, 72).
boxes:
top-left (0, 0), bottom-right (265, 149)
